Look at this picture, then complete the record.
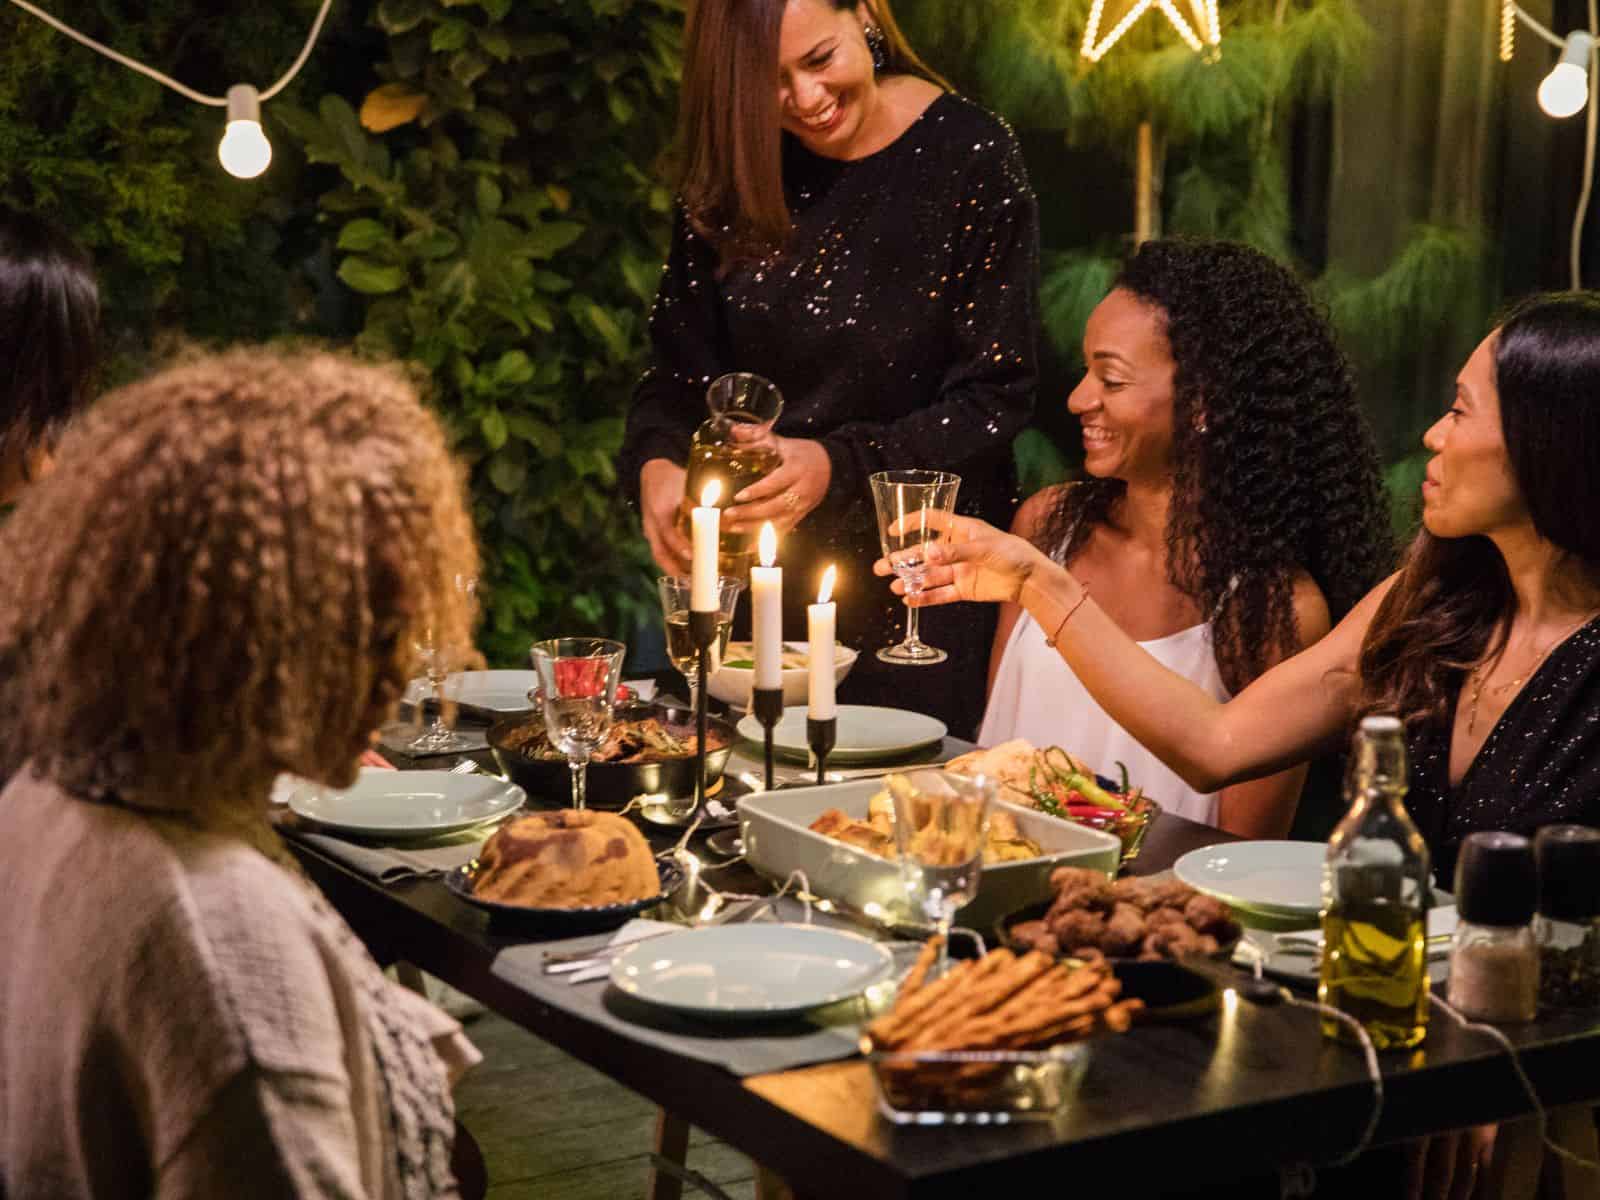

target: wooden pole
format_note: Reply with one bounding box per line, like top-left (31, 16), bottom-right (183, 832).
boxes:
top-left (1135, 121), bottom-right (1157, 245)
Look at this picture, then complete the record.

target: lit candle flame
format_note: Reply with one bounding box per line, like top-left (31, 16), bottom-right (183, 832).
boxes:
top-left (700, 480), bottom-right (722, 509)
top-left (817, 564), bottom-right (836, 605)
top-left (759, 522), bottom-right (777, 567)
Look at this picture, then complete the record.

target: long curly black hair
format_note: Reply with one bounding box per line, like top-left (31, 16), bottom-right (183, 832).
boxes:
top-left (1035, 238), bottom-right (1393, 693)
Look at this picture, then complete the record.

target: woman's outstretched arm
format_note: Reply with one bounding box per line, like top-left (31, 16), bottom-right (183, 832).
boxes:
top-left (885, 514), bottom-right (1396, 792)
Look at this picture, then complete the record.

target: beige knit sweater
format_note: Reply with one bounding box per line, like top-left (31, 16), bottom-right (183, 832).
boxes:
top-left (0, 769), bottom-right (480, 1198)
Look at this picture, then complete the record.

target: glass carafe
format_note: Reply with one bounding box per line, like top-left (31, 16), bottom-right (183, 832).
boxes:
top-left (1318, 715), bottom-right (1432, 1049)
top-left (677, 372), bottom-right (784, 574)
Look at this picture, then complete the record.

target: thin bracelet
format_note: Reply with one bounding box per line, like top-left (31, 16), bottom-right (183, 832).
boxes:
top-left (1043, 583), bottom-right (1090, 648)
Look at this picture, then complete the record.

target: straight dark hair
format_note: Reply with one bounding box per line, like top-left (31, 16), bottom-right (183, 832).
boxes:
top-left (1360, 292), bottom-right (1600, 725)
top-left (0, 208), bottom-right (100, 469)
top-left (674, 0), bottom-right (946, 261)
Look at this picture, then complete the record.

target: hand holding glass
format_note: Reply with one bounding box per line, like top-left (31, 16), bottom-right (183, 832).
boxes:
top-left (871, 470), bottom-right (960, 665)
top-left (891, 769), bottom-right (993, 972)
top-left (530, 638), bottom-right (625, 810)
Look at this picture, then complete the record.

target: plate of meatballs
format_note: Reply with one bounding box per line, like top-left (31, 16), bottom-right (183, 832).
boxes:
top-left (999, 867), bottom-right (1243, 962)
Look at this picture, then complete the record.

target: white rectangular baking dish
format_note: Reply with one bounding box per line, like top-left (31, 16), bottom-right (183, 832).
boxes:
top-left (737, 779), bottom-right (1121, 934)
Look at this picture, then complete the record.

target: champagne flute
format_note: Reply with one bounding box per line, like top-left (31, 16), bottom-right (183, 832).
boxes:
top-left (890, 769), bottom-right (993, 974)
top-left (870, 470), bottom-right (960, 665)
top-left (408, 574), bottom-right (478, 754)
top-left (530, 638), bottom-right (625, 811)
top-left (657, 575), bottom-right (742, 708)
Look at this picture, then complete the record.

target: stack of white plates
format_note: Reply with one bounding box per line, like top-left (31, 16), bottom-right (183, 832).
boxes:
top-left (1173, 840), bottom-right (1326, 921)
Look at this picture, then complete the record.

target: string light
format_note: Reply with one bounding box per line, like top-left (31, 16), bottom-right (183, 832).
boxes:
top-left (1082, 0), bottom-right (1223, 65)
top-left (1501, 0), bottom-right (1518, 62)
top-left (4, 0), bottom-right (334, 180)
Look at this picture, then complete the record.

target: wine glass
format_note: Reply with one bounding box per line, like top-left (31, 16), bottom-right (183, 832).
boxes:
top-left (870, 470), bottom-right (961, 665)
top-left (890, 769), bottom-right (994, 973)
top-left (408, 574), bottom-right (478, 754)
top-left (529, 638), bottom-right (625, 810)
top-left (657, 575), bottom-right (742, 708)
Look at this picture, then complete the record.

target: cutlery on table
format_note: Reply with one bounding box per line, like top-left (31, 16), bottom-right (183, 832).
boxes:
top-left (541, 896), bottom-right (774, 975)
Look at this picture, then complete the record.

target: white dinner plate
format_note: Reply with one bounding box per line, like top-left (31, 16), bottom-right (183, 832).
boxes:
top-left (288, 768), bottom-right (525, 838)
top-left (609, 923), bottom-right (896, 1018)
top-left (404, 670), bottom-right (540, 713)
top-left (1173, 840), bottom-right (1327, 918)
top-left (735, 705), bottom-right (947, 764)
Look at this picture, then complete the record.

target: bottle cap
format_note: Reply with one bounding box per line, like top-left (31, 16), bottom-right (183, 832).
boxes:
top-left (1455, 831), bottom-right (1536, 926)
top-left (1536, 825), bottom-right (1600, 921)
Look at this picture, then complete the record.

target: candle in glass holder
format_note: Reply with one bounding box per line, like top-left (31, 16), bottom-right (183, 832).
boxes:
top-left (690, 480), bottom-right (721, 612)
top-left (751, 522), bottom-right (782, 692)
top-left (808, 565), bottom-right (837, 720)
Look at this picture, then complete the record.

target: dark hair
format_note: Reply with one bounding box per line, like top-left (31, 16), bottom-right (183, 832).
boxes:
top-left (1035, 238), bottom-right (1393, 692)
top-left (0, 208), bottom-right (99, 470)
top-left (675, 0), bottom-right (946, 260)
top-left (1360, 292), bottom-right (1600, 724)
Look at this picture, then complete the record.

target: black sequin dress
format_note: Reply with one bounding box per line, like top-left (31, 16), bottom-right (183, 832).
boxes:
top-left (1405, 616), bottom-right (1600, 888)
top-left (621, 93), bottom-right (1040, 737)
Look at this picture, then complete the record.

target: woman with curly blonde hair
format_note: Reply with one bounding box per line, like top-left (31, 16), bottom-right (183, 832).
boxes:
top-left (0, 347), bottom-right (483, 1198)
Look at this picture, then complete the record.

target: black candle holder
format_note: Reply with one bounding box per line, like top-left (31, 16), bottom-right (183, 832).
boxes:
top-left (807, 716), bottom-right (837, 788)
top-left (689, 609), bottom-right (720, 812)
top-left (751, 686), bottom-right (784, 792)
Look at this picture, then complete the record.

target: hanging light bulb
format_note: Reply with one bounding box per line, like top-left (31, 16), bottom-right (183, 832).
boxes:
top-left (218, 84), bottom-right (272, 178)
top-left (1539, 31), bottom-right (1595, 119)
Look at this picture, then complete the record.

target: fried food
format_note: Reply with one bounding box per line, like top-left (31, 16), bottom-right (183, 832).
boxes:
top-left (805, 776), bottom-right (1043, 865)
top-left (1009, 873), bottom-right (1242, 962)
top-left (865, 943), bottom-right (1143, 1109)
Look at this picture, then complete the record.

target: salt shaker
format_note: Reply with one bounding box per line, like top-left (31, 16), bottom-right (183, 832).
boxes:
top-left (1448, 831), bottom-right (1538, 1023)
top-left (1534, 824), bottom-right (1600, 1010)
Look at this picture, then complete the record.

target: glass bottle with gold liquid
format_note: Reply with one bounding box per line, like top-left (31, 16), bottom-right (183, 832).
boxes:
top-left (677, 372), bottom-right (784, 575)
top-left (1318, 715), bottom-right (1432, 1049)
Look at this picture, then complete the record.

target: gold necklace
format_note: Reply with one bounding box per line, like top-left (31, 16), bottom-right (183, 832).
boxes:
top-left (1466, 612), bottom-right (1597, 736)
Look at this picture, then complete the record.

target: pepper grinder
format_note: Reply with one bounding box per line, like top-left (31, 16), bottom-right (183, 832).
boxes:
top-left (1448, 831), bottom-right (1539, 1023)
top-left (1535, 825), bottom-right (1600, 1010)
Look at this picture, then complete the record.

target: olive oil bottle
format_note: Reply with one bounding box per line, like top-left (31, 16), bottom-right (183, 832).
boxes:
top-left (1318, 715), bottom-right (1432, 1049)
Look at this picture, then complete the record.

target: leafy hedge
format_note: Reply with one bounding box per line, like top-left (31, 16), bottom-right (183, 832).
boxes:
top-left (276, 0), bottom-right (682, 663)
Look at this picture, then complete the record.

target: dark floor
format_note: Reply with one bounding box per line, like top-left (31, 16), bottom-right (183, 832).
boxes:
top-left (453, 1010), bottom-right (759, 1200)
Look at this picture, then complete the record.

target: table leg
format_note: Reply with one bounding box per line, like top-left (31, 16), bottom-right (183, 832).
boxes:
top-left (646, 1108), bottom-right (691, 1200)
top-left (395, 962), bottom-right (428, 997)
top-left (754, 1165), bottom-right (795, 1200)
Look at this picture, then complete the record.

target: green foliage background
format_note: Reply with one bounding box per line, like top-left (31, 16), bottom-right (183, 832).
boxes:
top-left (3, 0), bottom-right (1489, 658)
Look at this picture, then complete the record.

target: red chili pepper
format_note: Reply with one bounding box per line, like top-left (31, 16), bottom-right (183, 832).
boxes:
top-left (1064, 804), bottom-right (1122, 820)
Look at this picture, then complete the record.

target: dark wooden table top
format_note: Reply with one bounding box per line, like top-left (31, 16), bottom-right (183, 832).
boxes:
top-left (288, 757), bottom-right (1600, 1198)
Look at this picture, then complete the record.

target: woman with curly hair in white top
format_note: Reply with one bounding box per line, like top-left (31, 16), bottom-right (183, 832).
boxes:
top-left (0, 347), bottom-right (483, 1198)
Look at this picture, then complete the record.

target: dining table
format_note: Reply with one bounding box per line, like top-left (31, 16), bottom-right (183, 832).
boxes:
top-left (282, 710), bottom-right (1600, 1199)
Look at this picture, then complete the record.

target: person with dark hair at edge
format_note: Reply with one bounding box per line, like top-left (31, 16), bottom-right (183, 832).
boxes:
top-left (0, 207), bottom-right (100, 515)
top-left (620, 0), bottom-right (1040, 738)
top-left (979, 238), bottom-right (1393, 837)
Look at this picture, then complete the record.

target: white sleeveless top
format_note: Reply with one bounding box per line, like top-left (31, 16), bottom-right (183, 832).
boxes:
top-left (978, 608), bottom-right (1230, 826)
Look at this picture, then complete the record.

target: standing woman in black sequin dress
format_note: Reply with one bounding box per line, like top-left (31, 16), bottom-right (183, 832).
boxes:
top-left (620, 0), bottom-right (1039, 737)
top-left (887, 292), bottom-right (1600, 887)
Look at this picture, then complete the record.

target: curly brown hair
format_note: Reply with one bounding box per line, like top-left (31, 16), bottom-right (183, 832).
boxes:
top-left (0, 347), bottom-right (478, 811)
top-left (1035, 238), bottom-right (1394, 693)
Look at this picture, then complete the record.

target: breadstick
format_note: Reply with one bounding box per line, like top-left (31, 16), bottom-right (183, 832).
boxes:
top-left (906, 953), bottom-right (1056, 1049)
top-left (899, 936), bottom-right (943, 998)
top-left (866, 958), bottom-right (977, 1046)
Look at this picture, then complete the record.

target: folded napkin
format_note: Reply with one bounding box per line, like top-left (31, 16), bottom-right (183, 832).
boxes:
top-left (285, 827), bottom-right (486, 884)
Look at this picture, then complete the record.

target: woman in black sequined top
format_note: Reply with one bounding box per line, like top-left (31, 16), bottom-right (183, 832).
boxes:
top-left (620, 0), bottom-right (1038, 736)
top-left (888, 292), bottom-right (1600, 885)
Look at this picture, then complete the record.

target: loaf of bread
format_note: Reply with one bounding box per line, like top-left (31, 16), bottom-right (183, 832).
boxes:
top-left (472, 809), bottom-right (661, 908)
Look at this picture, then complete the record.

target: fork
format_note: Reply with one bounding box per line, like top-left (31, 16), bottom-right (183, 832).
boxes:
top-left (542, 896), bottom-right (774, 974)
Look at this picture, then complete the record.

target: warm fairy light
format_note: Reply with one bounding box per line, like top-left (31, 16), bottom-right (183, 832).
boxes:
top-left (759, 521), bottom-right (777, 567)
top-left (1082, 0), bottom-right (1221, 64)
top-left (817, 564), bottom-right (837, 605)
top-left (1081, 0), bottom-right (1109, 59)
top-left (699, 480), bottom-right (721, 508)
top-left (1157, 0), bottom-right (1204, 54)
top-left (1500, 1), bottom-right (1517, 62)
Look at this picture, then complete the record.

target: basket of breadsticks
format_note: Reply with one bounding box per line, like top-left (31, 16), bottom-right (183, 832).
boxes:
top-left (861, 936), bottom-right (1142, 1123)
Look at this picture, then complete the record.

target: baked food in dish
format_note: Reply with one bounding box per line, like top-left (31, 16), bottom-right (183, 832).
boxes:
top-left (807, 776), bottom-right (1042, 864)
top-left (472, 809), bottom-right (661, 907)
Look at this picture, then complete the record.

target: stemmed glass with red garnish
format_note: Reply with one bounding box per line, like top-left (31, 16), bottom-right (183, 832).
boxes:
top-left (530, 638), bottom-right (626, 810)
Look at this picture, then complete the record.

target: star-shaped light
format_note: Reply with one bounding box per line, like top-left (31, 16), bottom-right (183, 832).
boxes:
top-left (1081, 0), bottom-right (1223, 63)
